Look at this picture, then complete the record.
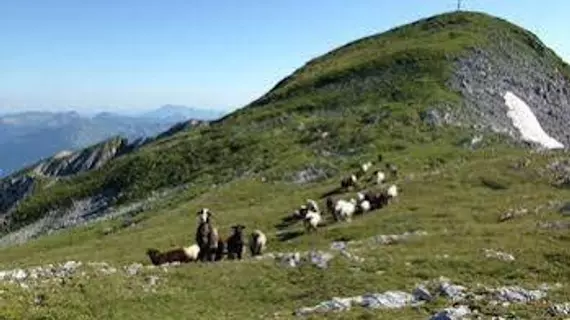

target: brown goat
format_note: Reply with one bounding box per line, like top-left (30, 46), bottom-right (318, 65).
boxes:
top-left (365, 191), bottom-right (390, 210)
top-left (340, 174), bottom-right (358, 190)
top-left (195, 208), bottom-right (220, 262)
top-left (326, 196), bottom-right (338, 221)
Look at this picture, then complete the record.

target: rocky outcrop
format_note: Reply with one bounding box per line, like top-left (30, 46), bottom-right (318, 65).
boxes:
top-left (0, 183), bottom-right (189, 247)
top-left (0, 175), bottom-right (35, 220)
top-left (447, 33), bottom-right (570, 148)
top-left (0, 137), bottom-right (143, 235)
top-left (295, 276), bottom-right (559, 317)
top-left (31, 136), bottom-right (132, 177)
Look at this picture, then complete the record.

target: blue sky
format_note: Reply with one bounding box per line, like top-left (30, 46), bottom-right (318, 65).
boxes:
top-left (0, 0), bottom-right (568, 114)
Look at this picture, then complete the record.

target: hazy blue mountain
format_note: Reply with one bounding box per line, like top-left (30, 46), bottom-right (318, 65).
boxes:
top-left (0, 106), bottom-right (225, 177)
top-left (139, 104), bottom-right (225, 122)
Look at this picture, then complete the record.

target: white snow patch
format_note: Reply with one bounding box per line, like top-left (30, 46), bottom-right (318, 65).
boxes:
top-left (503, 91), bottom-right (564, 149)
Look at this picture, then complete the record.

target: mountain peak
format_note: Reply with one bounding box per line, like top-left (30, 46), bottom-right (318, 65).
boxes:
top-left (141, 105), bottom-right (224, 121)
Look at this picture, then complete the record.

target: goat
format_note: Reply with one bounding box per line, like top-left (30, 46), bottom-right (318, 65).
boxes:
top-left (340, 174), bottom-right (358, 190)
top-left (326, 196), bottom-right (338, 221)
top-left (386, 184), bottom-right (399, 203)
top-left (385, 163), bottom-right (398, 178)
top-left (334, 198), bottom-right (357, 222)
top-left (374, 170), bottom-right (386, 185)
top-left (360, 161), bottom-right (373, 174)
top-left (226, 224), bottom-right (246, 260)
top-left (360, 200), bottom-right (371, 212)
top-left (195, 208), bottom-right (219, 262)
top-left (293, 205), bottom-right (310, 220)
top-left (304, 210), bottom-right (322, 233)
top-left (249, 229), bottom-right (267, 257)
top-left (146, 244), bottom-right (200, 266)
top-left (306, 199), bottom-right (320, 214)
top-left (363, 191), bottom-right (389, 210)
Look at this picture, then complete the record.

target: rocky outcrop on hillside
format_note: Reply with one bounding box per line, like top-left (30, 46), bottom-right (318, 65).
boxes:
top-left (0, 183), bottom-right (189, 247)
top-left (0, 117), bottom-right (208, 245)
top-left (0, 175), bottom-right (35, 218)
top-left (445, 33), bottom-right (570, 148)
top-left (0, 137), bottom-right (143, 233)
top-left (31, 137), bottom-right (133, 177)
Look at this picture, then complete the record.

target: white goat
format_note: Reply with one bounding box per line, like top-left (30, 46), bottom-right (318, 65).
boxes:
top-left (360, 161), bottom-right (373, 174)
top-left (375, 170), bottom-right (386, 185)
top-left (182, 244), bottom-right (201, 261)
top-left (306, 199), bottom-right (320, 214)
top-left (334, 198), bottom-right (357, 222)
top-left (249, 229), bottom-right (267, 257)
top-left (304, 210), bottom-right (322, 233)
top-left (358, 200), bottom-right (371, 213)
top-left (387, 184), bottom-right (398, 199)
top-left (197, 208), bottom-right (211, 224)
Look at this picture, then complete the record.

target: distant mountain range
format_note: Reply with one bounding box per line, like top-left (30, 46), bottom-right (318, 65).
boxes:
top-left (0, 105), bottom-right (226, 177)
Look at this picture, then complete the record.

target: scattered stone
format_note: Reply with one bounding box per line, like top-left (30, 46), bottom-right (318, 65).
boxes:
top-left (338, 250), bottom-right (365, 263)
top-left (125, 263), bottom-right (143, 276)
top-left (492, 286), bottom-right (547, 303)
top-left (291, 165), bottom-right (330, 184)
top-left (360, 291), bottom-right (419, 309)
top-left (484, 249), bottom-right (515, 262)
top-left (279, 252), bottom-right (302, 268)
top-left (330, 241), bottom-right (364, 263)
top-left (437, 278), bottom-right (467, 301)
top-left (548, 302), bottom-right (570, 316)
top-left (295, 291), bottom-right (422, 316)
top-left (309, 251), bottom-right (334, 269)
top-left (547, 159), bottom-right (570, 187)
top-left (538, 282), bottom-right (563, 291)
top-left (365, 230), bottom-right (428, 246)
top-left (538, 220), bottom-right (570, 230)
top-left (430, 305), bottom-right (471, 320)
top-left (559, 202), bottom-right (570, 216)
top-left (330, 241), bottom-right (347, 251)
top-left (412, 285), bottom-right (433, 302)
top-left (147, 275), bottom-right (160, 287)
top-left (498, 208), bottom-right (528, 222)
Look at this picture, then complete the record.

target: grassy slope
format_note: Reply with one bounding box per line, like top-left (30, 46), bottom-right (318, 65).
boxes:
top-left (10, 10), bottom-right (570, 231)
top-left (2, 10), bottom-right (570, 320)
top-left (2, 148), bottom-right (570, 319)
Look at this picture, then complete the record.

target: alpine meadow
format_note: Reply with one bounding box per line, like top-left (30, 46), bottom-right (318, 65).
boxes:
top-left (2, 10), bottom-right (570, 320)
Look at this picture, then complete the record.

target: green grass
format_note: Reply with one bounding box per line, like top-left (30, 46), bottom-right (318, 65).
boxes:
top-left (3, 10), bottom-right (570, 319)
top-left (6, 10), bottom-right (570, 232)
top-left (2, 147), bottom-right (570, 319)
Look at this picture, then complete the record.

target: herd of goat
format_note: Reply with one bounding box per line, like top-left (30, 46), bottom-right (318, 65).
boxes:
top-left (146, 159), bottom-right (400, 266)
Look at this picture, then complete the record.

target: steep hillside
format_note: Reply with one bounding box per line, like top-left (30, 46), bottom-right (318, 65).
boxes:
top-left (0, 137), bottom-right (138, 240)
top-left (0, 119), bottom-right (208, 245)
top-left (2, 10), bottom-right (570, 319)
top-left (3, 10), bottom-right (570, 240)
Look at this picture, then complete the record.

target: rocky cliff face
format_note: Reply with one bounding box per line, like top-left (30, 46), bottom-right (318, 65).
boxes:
top-left (0, 137), bottom-right (142, 226)
top-left (30, 137), bottom-right (132, 177)
top-left (0, 119), bottom-right (206, 243)
top-left (445, 32), bottom-right (570, 148)
top-left (0, 175), bottom-right (35, 220)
